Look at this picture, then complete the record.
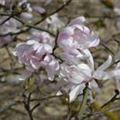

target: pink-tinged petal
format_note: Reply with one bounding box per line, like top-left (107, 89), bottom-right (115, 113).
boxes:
top-left (20, 12), bottom-right (33, 21)
top-left (43, 44), bottom-right (53, 53)
top-left (58, 37), bottom-right (73, 50)
top-left (57, 16), bottom-right (100, 51)
top-left (43, 55), bottom-right (51, 63)
top-left (19, 69), bottom-right (33, 80)
top-left (69, 84), bottom-right (85, 102)
top-left (73, 24), bottom-right (90, 36)
top-left (35, 44), bottom-right (43, 53)
top-left (69, 74), bottom-right (86, 85)
top-left (13, 43), bottom-right (30, 56)
top-left (43, 55), bottom-right (59, 81)
top-left (49, 60), bottom-right (57, 68)
top-left (68, 16), bottom-right (86, 26)
top-left (58, 26), bottom-right (74, 39)
top-left (27, 40), bottom-right (38, 45)
top-left (78, 64), bottom-right (92, 77)
top-left (32, 6), bottom-right (46, 14)
top-left (29, 30), bottom-right (54, 46)
top-left (30, 59), bottom-right (41, 69)
top-left (88, 32), bottom-right (100, 47)
top-left (59, 62), bottom-right (92, 85)
top-left (60, 49), bottom-right (90, 63)
top-left (89, 38), bottom-right (100, 48)
top-left (96, 55), bottom-right (112, 71)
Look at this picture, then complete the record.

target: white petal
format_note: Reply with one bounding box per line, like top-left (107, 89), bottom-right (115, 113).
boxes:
top-left (89, 31), bottom-right (100, 47)
top-left (27, 40), bottom-right (38, 45)
top-left (19, 69), bottom-right (32, 80)
top-left (30, 59), bottom-right (40, 69)
top-left (97, 55), bottom-right (112, 71)
top-left (69, 84), bottom-right (85, 102)
top-left (93, 69), bottom-right (120, 80)
top-left (43, 44), bottom-right (53, 53)
top-left (68, 16), bottom-right (86, 26)
top-left (82, 49), bottom-right (94, 71)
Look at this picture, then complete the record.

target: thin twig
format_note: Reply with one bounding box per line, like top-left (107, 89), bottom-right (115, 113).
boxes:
top-left (31, 103), bottom-right (41, 113)
top-left (0, 16), bottom-right (12, 26)
top-left (101, 89), bottom-right (119, 108)
top-left (22, 92), bottom-right (34, 120)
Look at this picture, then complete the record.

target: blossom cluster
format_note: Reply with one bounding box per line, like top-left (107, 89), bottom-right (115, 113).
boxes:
top-left (13, 16), bottom-right (120, 102)
top-left (56, 16), bottom-right (120, 101)
top-left (1, 0), bottom-right (120, 102)
top-left (14, 31), bottom-right (59, 81)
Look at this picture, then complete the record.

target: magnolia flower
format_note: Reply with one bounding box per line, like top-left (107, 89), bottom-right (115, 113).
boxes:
top-left (14, 40), bottom-right (53, 68)
top-left (14, 31), bottom-right (59, 81)
top-left (57, 16), bottom-right (100, 53)
top-left (58, 53), bottom-right (120, 102)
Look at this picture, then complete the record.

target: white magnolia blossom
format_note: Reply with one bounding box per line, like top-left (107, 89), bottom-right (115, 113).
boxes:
top-left (13, 15), bottom-right (120, 103)
top-left (59, 53), bottom-right (120, 102)
top-left (14, 31), bottom-right (59, 81)
top-left (57, 16), bottom-right (100, 53)
top-left (56, 16), bottom-right (120, 102)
